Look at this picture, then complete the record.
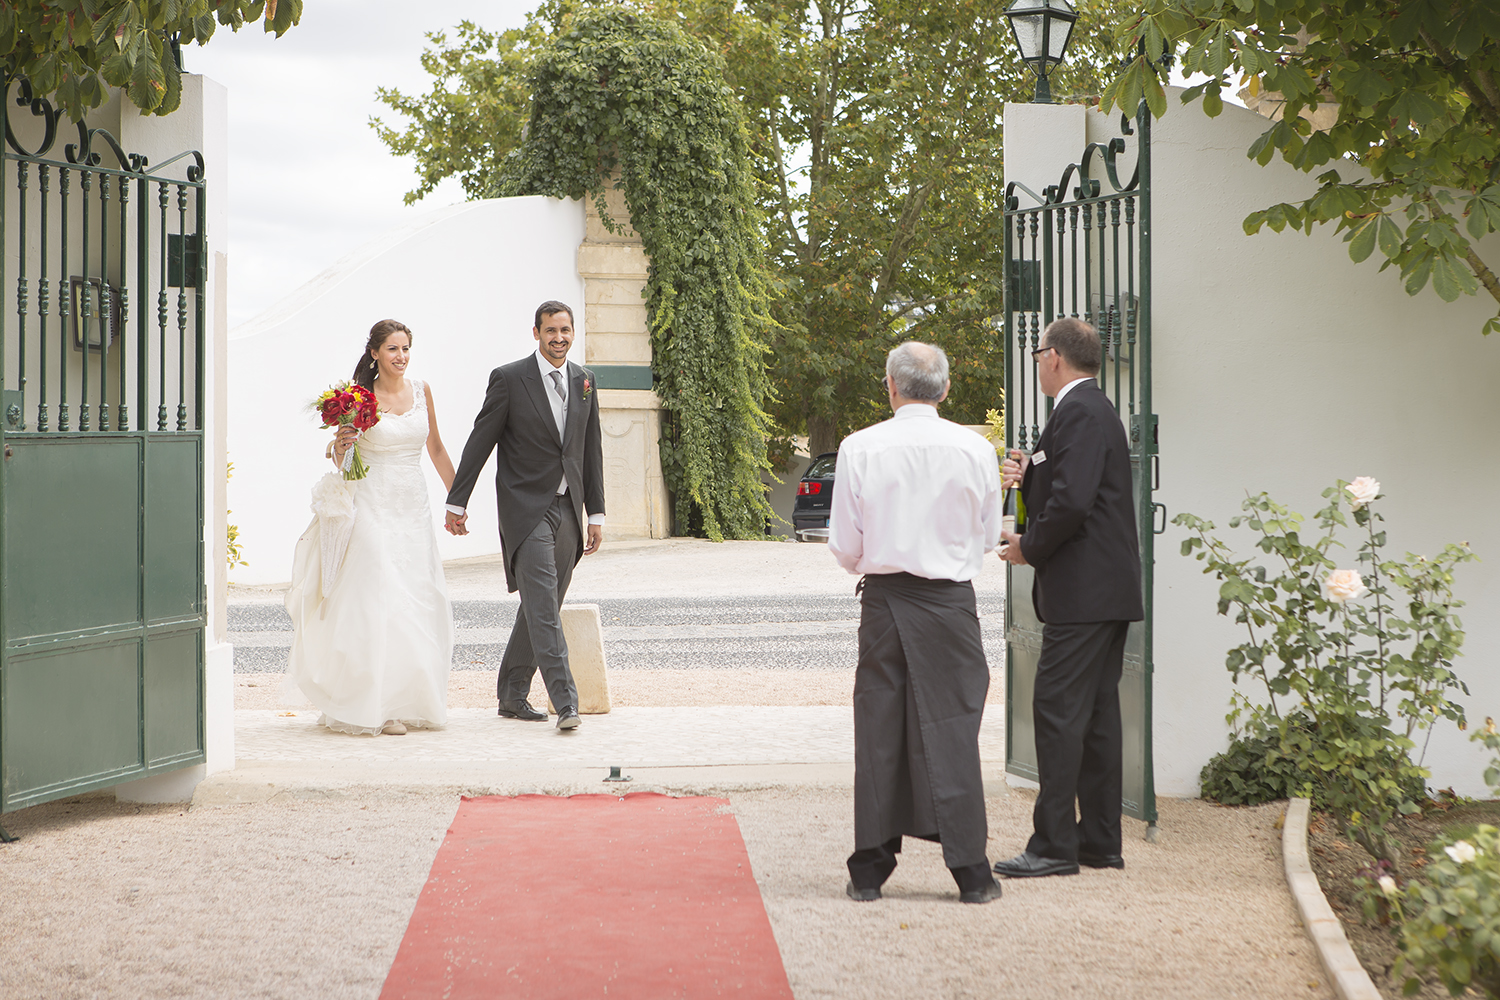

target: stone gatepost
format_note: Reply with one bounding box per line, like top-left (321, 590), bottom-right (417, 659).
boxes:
top-left (576, 185), bottom-right (670, 539)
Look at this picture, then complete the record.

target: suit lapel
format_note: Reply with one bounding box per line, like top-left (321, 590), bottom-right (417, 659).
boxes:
top-left (521, 362), bottom-right (563, 447)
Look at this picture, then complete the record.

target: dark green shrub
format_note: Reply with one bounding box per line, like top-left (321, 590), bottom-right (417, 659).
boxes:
top-left (1199, 730), bottom-right (1305, 805)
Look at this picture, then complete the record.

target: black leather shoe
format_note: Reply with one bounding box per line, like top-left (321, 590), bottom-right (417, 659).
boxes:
top-left (1078, 851), bottom-right (1125, 870)
top-left (556, 708), bottom-right (581, 730)
top-left (846, 880), bottom-right (881, 902)
top-left (992, 852), bottom-right (1080, 878)
top-left (959, 879), bottom-right (1003, 904)
top-left (498, 700), bottom-right (547, 722)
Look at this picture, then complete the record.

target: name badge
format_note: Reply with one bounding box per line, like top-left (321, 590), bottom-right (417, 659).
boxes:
top-left (1032, 450), bottom-right (1048, 465)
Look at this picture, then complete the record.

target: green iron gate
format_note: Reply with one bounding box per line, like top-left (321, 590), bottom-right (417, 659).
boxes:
top-left (1003, 105), bottom-right (1162, 838)
top-left (0, 80), bottom-right (207, 829)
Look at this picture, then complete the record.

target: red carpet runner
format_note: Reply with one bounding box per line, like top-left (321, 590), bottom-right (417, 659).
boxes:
top-left (380, 793), bottom-right (794, 999)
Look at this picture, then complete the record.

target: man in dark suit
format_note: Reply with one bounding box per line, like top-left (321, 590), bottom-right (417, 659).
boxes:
top-left (444, 301), bottom-right (606, 731)
top-left (994, 316), bottom-right (1144, 877)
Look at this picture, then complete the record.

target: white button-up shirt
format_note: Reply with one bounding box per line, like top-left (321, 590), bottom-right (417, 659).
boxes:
top-left (828, 403), bottom-right (1002, 582)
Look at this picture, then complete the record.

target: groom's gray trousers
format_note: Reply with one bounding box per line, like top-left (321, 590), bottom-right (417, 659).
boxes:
top-left (496, 493), bottom-right (580, 712)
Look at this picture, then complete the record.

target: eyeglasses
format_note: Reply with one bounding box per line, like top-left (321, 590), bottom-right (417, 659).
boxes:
top-left (1031, 346), bottom-right (1056, 359)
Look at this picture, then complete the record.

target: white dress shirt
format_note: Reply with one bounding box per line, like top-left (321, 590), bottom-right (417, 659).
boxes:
top-left (828, 403), bottom-right (1002, 582)
top-left (445, 350), bottom-right (605, 525)
top-left (1053, 375), bottom-right (1092, 407)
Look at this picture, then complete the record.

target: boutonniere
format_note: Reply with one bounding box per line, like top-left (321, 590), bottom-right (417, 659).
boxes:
top-left (581, 375), bottom-right (594, 400)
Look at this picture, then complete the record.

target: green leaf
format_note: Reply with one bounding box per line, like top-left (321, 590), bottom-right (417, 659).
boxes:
top-left (1389, 89), bottom-right (1446, 127)
top-left (1346, 214), bottom-right (1378, 263)
top-left (1377, 216), bottom-right (1404, 260)
top-left (1143, 71), bottom-right (1168, 120)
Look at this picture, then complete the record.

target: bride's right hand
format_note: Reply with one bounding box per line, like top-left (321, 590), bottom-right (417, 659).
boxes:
top-left (332, 425), bottom-right (358, 463)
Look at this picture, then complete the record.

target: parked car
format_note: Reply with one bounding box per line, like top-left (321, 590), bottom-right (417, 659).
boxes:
top-left (792, 452), bottom-right (837, 541)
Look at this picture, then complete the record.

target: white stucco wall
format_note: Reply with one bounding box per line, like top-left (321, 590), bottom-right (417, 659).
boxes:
top-left (227, 196), bottom-right (587, 585)
top-left (1007, 95), bottom-right (1500, 797)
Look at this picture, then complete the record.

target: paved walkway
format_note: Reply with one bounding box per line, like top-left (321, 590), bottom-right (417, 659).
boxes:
top-left (234, 706), bottom-right (1006, 767)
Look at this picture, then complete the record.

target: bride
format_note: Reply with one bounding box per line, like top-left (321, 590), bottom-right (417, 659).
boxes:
top-left (285, 319), bottom-right (457, 736)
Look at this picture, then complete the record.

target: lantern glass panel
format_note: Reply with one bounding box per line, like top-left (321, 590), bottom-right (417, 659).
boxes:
top-left (1048, 16), bottom-right (1074, 61)
top-left (1008, 12), bottom-right (1044, 63)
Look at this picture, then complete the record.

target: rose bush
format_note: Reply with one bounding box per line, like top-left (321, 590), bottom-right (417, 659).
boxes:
top-left (1177, 479), bottom-right (1476, 865)
top-left (1393, 825), bottom-right (1500, 999)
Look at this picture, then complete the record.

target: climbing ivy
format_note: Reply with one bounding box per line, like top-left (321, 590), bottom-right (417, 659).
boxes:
top-left (497, 8), bottom-right (773, 541)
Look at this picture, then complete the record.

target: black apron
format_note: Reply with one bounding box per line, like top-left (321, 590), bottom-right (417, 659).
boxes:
top-left (852, 572), bottom-right (990, 869)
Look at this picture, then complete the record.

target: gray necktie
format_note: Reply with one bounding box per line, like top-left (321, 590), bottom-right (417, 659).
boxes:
top-left (548, 369), bottom-right (567, 435)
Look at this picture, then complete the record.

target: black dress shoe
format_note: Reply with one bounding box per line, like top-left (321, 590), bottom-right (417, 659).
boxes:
top-left (992, 851), bottom-right (1080, 878)
top-left (498, 700), bottom-right (547, 722)
top-left (1078, 850), bottom-right (1125, 870)
top-left (846, 880), bottom-right (881, 902)
top-left (556, 708), bottom-right (581, 730)
top-left (959, 879), bottom-right (1003, 904)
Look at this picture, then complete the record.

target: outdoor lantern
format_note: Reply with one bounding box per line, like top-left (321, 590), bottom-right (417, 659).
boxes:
top-left (1004, 0), bottom-right (1078, 104)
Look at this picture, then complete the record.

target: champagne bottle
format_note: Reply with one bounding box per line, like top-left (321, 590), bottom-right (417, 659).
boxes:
top-left (1001, 450), bottom-right (1025, 551)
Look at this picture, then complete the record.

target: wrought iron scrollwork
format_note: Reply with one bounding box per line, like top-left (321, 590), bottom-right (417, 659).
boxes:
top-left (3, 76), bottom-right (205, 180)
top-left (1003, 109), bottom-right (1145, 212)
top-left (3, 78), bottom-right (60, 158)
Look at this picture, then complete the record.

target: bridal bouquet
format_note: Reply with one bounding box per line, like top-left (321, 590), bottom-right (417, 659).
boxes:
top-left (314, 382), bottom-right (380, 480)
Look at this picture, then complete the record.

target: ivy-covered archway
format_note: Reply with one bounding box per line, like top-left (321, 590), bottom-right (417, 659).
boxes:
top-left (497, 8), bottom-right (772, 541)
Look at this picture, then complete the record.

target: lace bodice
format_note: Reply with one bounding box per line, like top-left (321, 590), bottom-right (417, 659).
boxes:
top-left (357, 379), bottom-right (429, 464)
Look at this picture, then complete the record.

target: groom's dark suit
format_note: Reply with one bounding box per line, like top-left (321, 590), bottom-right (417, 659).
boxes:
top-left (447, 353), bottom-right (605, 713)
top-left (1018, 378), bottom-right (1143, 863)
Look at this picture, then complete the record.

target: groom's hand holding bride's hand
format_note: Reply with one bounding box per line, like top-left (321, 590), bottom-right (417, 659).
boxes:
top-left (444, 511), bottom-right (468, 536)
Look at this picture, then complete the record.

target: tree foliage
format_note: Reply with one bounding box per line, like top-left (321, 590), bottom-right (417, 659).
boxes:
top-left (495, 8), bottom-right (774, 541)
top-left (374, 0), bottom-right (1133, 461)
top-left (1103, 0), bottom-right (1500, 335)
top-left (722, 0), bottom-right (1129, 457)
top-left (1, 0), bottom-right (301, 119)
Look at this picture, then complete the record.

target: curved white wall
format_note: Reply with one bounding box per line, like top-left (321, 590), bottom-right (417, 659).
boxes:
top-left (228, 196), bottom-right (587, 584)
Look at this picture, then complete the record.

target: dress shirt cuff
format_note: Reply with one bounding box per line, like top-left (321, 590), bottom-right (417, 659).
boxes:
top-left (445, 504), bottom-right (466, 516)
top-left (588, 514), bottom-right (606, 526)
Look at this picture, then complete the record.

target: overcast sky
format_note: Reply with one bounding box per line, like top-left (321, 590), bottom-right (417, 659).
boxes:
top-left (190, 0), bottom-right (533, 328)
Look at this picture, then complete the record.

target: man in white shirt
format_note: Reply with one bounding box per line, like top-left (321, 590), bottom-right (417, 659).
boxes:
top-left (828, 341), bottom-right (1003, 905)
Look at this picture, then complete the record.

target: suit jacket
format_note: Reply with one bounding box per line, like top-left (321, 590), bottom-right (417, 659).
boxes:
top-left (1019, 379), bottom-right (1144, 624)
top-left (446, 354), bottom-right (605, 593)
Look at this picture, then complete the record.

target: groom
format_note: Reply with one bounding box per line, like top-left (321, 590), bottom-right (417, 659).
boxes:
top-left (445, 301), bottom-right (606, 730)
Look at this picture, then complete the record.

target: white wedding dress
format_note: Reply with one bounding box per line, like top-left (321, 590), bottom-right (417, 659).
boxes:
top-left (285, 379), bottom-right (452, 734)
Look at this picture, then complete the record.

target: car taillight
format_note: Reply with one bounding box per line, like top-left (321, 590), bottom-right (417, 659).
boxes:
top-left (797, 482), bottom-right (823, 496)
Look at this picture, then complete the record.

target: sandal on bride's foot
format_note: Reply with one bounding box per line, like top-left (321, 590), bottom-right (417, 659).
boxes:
top-left (381, 720), bottom-right (407, 736)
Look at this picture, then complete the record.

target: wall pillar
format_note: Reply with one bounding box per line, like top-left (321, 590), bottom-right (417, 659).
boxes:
top-left (577, 184), bottom-right (670, 538)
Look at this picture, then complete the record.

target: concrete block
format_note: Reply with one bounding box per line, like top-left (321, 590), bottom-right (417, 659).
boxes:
top-left (116, 764), bottom-right (207, 804)
top-left (577, 243), bottom-right (649, 279)
top-left (547, 604), bottom-right (612, 714)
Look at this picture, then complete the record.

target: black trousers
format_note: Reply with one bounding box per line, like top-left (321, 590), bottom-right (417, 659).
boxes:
top-left (1026, 620), bottom-right (1130, 862)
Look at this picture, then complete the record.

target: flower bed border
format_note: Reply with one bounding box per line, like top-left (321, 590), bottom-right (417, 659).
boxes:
top-left (1283, 797), bottom-right (1384, 1000)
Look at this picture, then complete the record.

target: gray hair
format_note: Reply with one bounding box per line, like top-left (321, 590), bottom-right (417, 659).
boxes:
top-left (886, 341), bottom-right (949, 402)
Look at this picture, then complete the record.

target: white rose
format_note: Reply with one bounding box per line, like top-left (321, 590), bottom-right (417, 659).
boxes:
top-left (1378, 875), bottom-right (1398, 895)
top-left (1445, 841), bottom-right (1478, 864)
top-left (1346, 477), bottom-right (1380, 510)
top-left (1323, 569), bottom-right (1369, 604)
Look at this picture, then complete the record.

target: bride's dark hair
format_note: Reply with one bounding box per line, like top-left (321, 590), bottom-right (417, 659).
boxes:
top-left (353, 319), bottom-right (412, 389)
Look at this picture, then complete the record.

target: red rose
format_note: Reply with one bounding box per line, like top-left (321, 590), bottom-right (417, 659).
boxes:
top-left (320, 398), bottom-right (342, 424)
top-left (339, 392), bottom-right (357, 415)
